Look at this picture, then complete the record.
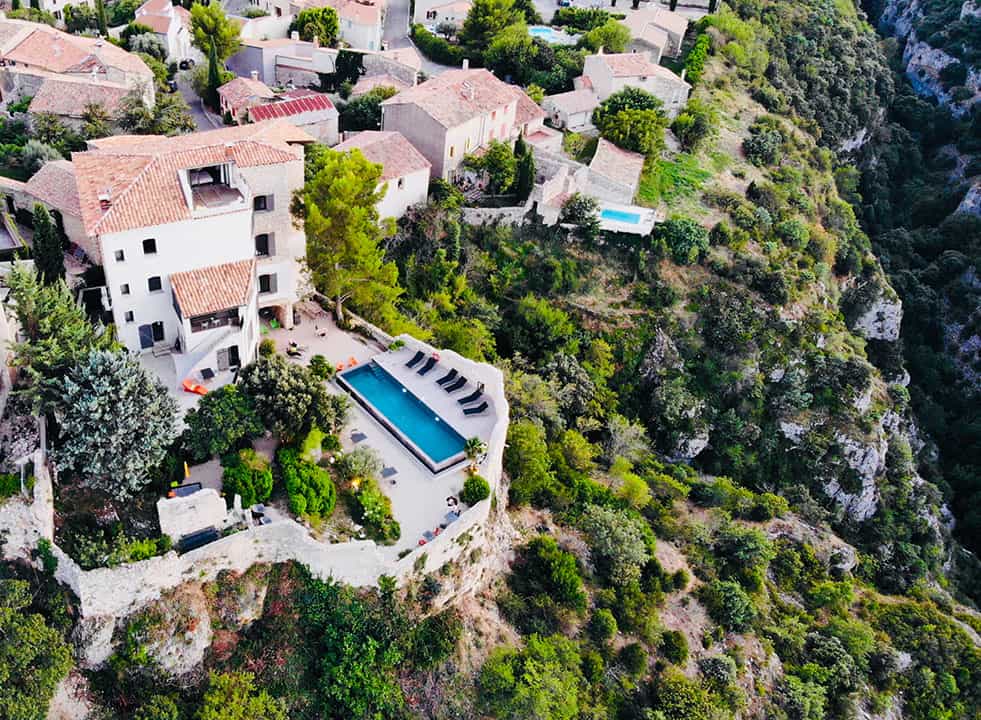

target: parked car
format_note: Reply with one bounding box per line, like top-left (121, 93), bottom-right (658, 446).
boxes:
top-left (178, 58), bottom-right (196, 70)
top-left (166, 79), bottom-right (179, 93)
top-left (557, 0), bottom-right (571, 5)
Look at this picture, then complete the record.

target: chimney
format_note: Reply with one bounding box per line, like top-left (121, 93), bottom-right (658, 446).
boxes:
top-left (680, 68), bottom-right (686, 82)
top-left (291, 30), bottom-right (300, 41)
top-left (462, 58), bottom-right (469, 70)
top-left (597, 46), bottom-right (603, 55)
top-left (313, 35), bottom-right (319, 48)
top-left (225, 141), bottom-right (235, 158)
top-left (250, 70), bottom-right (259, 81)
top-left (98, 191), bottom-right (111, 211)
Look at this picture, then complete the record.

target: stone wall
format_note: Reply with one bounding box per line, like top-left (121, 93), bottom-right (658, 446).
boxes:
top-left (0, 340), bottom-right (509, 622)
top-left (460, 206), bottom-right (528, 226)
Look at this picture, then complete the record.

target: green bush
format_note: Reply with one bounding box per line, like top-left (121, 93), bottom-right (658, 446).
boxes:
top-left (461, 473), bottom-right (491, 505)
top-left (619, 642), bottom-right (647, 677)
top-left (258, 338), bottom-right (276, 357)
top-left (510, 536), bottom-right (586, 610)
top-left (684, 33), bottom-right (710, 85)
top-left (660, 629), bottom-right (688, 665)
top-left (355, 477), bottom-right (400, 543)
top-left (277, 447), bottom-right (336, 518)
top-left (221, 449), bottom-right (273, 507)
top-left (0, 472), bottom-right (23, 499)
top-left (654, 216), bottom-right (710, 265)
top-left (589, 608), bottom-right (618, 642)
top-left (309, 354), bottom-right (334, 379)
top-left (702, 579), bottom-right (756, 631)
top-left (411, 24), bottom-right (465, 65)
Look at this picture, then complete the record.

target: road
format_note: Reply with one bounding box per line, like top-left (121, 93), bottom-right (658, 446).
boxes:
top-left (176, 70), bottom-right (218, 131)
top-left (383, 0), bottom-right (411, 49)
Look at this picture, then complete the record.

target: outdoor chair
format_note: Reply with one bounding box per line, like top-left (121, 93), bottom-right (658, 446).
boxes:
top-left (444, 376), bottom-right (467, 393)
top-left (457, 388), bottom-right (483, 405)
top-left (463, 401), bottom-right (489, 416)
top-left (200, 367), bottom-right (215, 381)
top-left (417, 356), bottom-right (437, 375)
top-left (405, 350), bottom-right (424, 368)
top-left (436, 368), bottom-right (458, 386)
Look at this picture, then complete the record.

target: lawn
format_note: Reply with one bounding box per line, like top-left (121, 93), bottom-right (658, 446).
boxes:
top-left (637, 154), bottom-right (712, 207)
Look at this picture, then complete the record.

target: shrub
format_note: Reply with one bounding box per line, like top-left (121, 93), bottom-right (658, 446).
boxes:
top-left (221, 449), bottom-right (273, 507)
top-left (258, 338), bottom-right (276, 357)
top-left (0, 473), bottom-right (22, 499)
top-left (619, 642), bottom-right (647, 677)
top-left (276, 447), bottom-right (336, 518)
top-left (337, 446), bottom-right (383, 485)
top-left (511, 536), bottom-right (586, 610)
top-left (411, 24), bottom-right (464, 65)
top-left (461, 474), bottom-right (491, 505)
top-left (309, 354), bottom-right (334, 379)
top-left (660, 629), bottom-right (688, 665)
top-left (684, 33), bottom-right (711, 85)
top-left (354, 477), bottom-right (400, 543)
top-left (182, 385), bottom-right (263, 462)
top-left (702, 579), bottom-right (756, 631)
top-left (743, 127), bottom-right (783, 166)
top-left (654, 216), bottom-right (710, 265)
top-left (589, 608), bottom-right (618, 642)
top-left (699, 655), bottom-right (737, 686)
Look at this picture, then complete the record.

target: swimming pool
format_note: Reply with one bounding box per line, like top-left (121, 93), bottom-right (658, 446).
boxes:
top-left (338, 362), bottom-right (466, 473)
top-left (528, 25), bottom-right (580, 45)
top-left (601, 208), bottom-right (643, 224)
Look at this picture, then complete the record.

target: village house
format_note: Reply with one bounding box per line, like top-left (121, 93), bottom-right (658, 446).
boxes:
top-left (290, 0), bottom-right (385, 51)
top-left (334, 131), bottom-right (431, 219)
top-left (414, 0), bottom-right (472, 30)
top-left (350, 73), bottom-right (411, 97)
top-left (248, 88), bottom-right (339, 145)
top-left (541, 89), bottom-right (600, 131)
top-left (218, 73), bottom-right (277, 122)
top-left (621, 6), bottom-right (689, 59)
top-left (134, 0), bottom-right (195, 62)
top-left (0, 18), bottom-right (156, 114)
top-left (6, 121), bottom-right (313, 388)
top-left (588, 138), bottom-right (645, 201)
top-left (380, 65), bottom-right (555, 179)
top-left (576, 50), bottom-right (690, 118)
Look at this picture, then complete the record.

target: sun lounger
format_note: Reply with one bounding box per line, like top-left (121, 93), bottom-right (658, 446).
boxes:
top-left (463, 401), bottom-right (488, 416)
top-left (436, 368), bottom-right (458, 386)
top-left (405, 350), bottom-right (424, 368)
top-left (417, 356), bottom-right (437, 375)
top-left (457, 389), bottom-right (483, 405)
top-left (444, 376), bottom-right (467, 392)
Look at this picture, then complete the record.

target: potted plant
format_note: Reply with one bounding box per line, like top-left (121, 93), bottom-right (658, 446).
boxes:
top-left (464, 437), bottom-right (487, 474)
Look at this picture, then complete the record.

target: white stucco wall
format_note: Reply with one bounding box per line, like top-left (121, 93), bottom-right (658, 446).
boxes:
top-left (376, 166), bottom-right (429, 220)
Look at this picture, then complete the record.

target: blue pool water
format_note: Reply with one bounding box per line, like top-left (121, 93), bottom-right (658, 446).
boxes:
top-left (601, 208), bottom-right (643, 224)
top-left (340, 363), bottom-right (466, 466)
top-left (527, 25), bottom-right (578, 44)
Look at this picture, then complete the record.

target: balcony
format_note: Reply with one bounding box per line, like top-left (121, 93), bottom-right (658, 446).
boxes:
top-left (187, 164), bottom-right (249, 216)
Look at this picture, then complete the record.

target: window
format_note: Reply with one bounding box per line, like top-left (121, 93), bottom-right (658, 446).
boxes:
top-left (114, 249), bottom-right (125, 262)
top-left (449, 146), bottom-right (455, 158)
top-left (253, 195), bottom-right (268, 211)
top-left (120, 283), bottom-right (130, 295)
top-left (151, 321), bottom-right (165, 342)
top-left (397, 177), bottom-right (404, 190)
top-left (148, 276), bottom-right (162, 293)
top-left (124, 311), bottom-right (134, 323)
top-left (142, 238), bottom-right (157, 254)
top-left (258, 273), bottom-right (276, 294)
top-left (255, 233), bottom-right (270, 257)
top-left (491, 110), bottom-right (496, 120)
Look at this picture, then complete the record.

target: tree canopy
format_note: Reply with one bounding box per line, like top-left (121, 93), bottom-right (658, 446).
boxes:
top-left (190, 0), bottom-right (240, 60)
top-left (460, 0), bottom-right (521, 50)
top-left (290, 6), bottom-right (339, 45)
top-left (54, 350), bottom-right (179, 498)
top-left (293, 147), bottom-right (401, 324)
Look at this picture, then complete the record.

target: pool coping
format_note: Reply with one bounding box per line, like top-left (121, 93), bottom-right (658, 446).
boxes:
top-left (337, 361), bottom-right (468, 475)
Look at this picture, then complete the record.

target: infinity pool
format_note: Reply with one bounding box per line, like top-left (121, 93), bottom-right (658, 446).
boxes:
top-left (601, 208), bottom-right (642, 224)
top-left (339, 362), bottom-right (466, 472)
top-left (528, 25), bottom-right (580, 45)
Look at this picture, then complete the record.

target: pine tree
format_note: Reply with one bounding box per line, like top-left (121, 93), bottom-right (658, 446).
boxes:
top-left (95, 0), bottom-right (108, 35)
top-left (31, 204), bottom-right (64, 286)
top-left (516, 150), bottom-right (535, 201)
top-left (514, 131), bottom-right (528, 159)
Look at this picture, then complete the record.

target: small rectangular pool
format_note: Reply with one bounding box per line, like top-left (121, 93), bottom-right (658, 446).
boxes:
top-left (601, 208), bottom-right (642, 224)
top-left (338, 362), bottom-right (466, 473)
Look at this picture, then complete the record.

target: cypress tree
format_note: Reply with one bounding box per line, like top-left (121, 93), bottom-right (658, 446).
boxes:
top-left (516, 150), bottom-right (535, 201)
top-left (206, 41), bottom-right (222, 111)
top-left (95, 0), bottom-right (108, 35)
top-left (31, 204), bottom-right (64, 285)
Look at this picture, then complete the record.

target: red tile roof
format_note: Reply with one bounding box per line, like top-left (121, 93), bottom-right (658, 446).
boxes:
top-left (74, 121), bottom-right (308, 236)
top-left (171, 259), bottom-right (255, 317)
top-left (249, 92), bottom-right (336, 122)
top-left (25, 161), bottom-right (81, 217)
top-left (351, 73), bottom-right (410, 97)
top-left (334, 131), bottom-right (430, 182)
top-left (1, 24), bottom-right (151, 78)
top-left (218, 76), bottom-right (275, 110)
top-left (589, 138), bottom-right (645, 190)
top-left (28, 75), bottom-right (131, 119)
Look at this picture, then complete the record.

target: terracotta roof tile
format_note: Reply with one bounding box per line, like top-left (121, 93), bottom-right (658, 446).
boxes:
top-left (334, 131), bottom-right (430, 182)
top-left (589, 138), bottom-right (644, 190)
top-left (382, 68), bottom-right (533, 129)
top-left (25, 160), bottom-right (81, 217)
top-left (171, 259), bottom-right (255, 317)
top-left (3, 27), bottom-right (151, 78)
top-left (543, 89), bottom-right (599, 116)
top-left (514, 90), bottom-right (545, 125)
top-left (74, 121), bottom-right (306, 236)
top-left (218, 76), bottom-right (275, 109)
top-left (28, 76), bottom-right (131, 118)
top-left (350, 73), bottom-right (410, 96)
top-left (249, 92), bottom-right (336, 121)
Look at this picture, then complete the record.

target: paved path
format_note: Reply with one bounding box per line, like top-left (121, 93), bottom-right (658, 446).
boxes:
top-left (383, 0), bottom-right (411, 48)
top-left (177, 70), bottom-right (218, 131)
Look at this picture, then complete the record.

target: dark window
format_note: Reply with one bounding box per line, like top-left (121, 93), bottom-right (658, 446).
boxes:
top-left (124, 311), bottom-right (134, 323)
top-left (151, 321), bottom-right (165, 342)
top-left (253, 195), bottom-right (268, 211)
top-left (121, 283), bottom-right (130, 295)
top-left (148, 276), bottom-right (162, 292)
top-left (255, 233), bottom-right (270, 256)
top-left (114, 249), bottom-right (125, 262)
top-left (190, 308), bottom-right (242, 333)
top-left (143, 238), bottom-right (157, 254)
top-left (258, 273), bottom-right (276, 294)
top-left (397, 177), bottom-right (404, 190)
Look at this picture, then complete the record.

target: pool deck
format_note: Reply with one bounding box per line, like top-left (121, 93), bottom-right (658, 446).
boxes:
top-left (599, 201), bottom-right (660, 235)
top-left (267, 306), bottom-right (500, 557)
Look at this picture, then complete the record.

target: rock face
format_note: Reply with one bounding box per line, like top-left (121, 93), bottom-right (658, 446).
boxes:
top-left (852, 290), bottom-right (903, 341)
top-left (671, 427), bottom-right (710, 462)
top-left (638, 327), bottom-right (683, 379)
top-left (957, 180), bottom-right (981, 216)
top-left (72, 616), bottom-right (116, 670)
top-left (823, 432), bottom-right (887, 522)
top-left (130, 584), bottom-right (214, 679)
